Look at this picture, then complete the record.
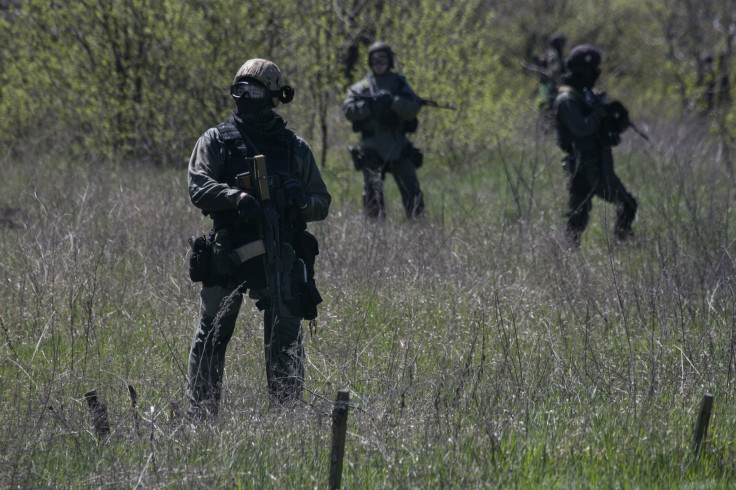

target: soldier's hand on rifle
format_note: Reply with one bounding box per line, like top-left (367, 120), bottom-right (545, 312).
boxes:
top-left (283, 178), bottom-right (308, 209)
top-left (236, 192), bottom-right (264, 223)
top-left (371, 90), bottom-right (393, 111)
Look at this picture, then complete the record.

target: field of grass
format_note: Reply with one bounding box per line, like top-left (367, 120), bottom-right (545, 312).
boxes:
top-left (0, 118), bottom-right (734, 488)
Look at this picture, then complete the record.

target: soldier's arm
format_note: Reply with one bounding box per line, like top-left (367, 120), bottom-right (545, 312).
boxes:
top-left (342, 81), bottom-right (373, 122)
top-left (391, 75), bottom-right (422, 120)
top-left (292, 137), bottom-right (331, 222)
top-left (556, 94), bottom-right (606, 137)
top-left (188, 128), bottom-right (241, 212)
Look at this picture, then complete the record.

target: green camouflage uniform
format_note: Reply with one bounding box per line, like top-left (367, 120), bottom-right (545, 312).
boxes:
top-left (343, 71), bottom-right (424, 219)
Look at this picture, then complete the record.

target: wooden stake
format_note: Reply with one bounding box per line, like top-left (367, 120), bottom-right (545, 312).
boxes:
top-left (128, 384), bottom-right (139, 434)
top-left (84, 389), bottom-right (110, 439)
top-left (693, 392), bottom-right (714, 454)
top-left (329, 389), bottom-right (350, 490)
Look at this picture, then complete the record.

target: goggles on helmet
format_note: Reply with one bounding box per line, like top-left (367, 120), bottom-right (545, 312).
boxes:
top-left (230, 80), bottom-right (268, 99)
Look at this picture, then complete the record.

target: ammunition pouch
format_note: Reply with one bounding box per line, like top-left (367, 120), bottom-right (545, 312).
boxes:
top-left (188, 235), bottom-right (211, 283)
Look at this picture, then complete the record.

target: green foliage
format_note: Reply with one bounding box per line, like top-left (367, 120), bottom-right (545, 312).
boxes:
top-left (2, 0), bottom-right (735, 164)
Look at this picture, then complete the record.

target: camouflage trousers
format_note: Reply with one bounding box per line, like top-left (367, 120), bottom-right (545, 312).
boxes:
top-left (187, 283), bottom-right (304, 418)
top-left (566, 149), bottom-right (637, 246)
top-left (362, 156), bottom-right (424, 220)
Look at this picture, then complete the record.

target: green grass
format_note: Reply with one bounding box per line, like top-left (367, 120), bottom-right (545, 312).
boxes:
top-left (0, 122), bottom-right (735, 487)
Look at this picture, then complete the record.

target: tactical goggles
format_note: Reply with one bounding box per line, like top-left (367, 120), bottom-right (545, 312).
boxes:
top-left (230, 80), bottom-right (268, 99)
top-left (370, 52), bottom-right (389, 66)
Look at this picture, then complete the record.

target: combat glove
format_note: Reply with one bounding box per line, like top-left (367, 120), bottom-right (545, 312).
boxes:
top-left (236, 192), bottom-right (264, 223)
top-left (606, 101), bottom-right (629, 133)
top-left (371, 90), bottom-right (394, 111)
top-left (283, 178), bottom-right (308, 209)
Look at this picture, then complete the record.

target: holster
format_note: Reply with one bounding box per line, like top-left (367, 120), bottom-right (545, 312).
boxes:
top-left (187, 235), bottom-right (211, 283)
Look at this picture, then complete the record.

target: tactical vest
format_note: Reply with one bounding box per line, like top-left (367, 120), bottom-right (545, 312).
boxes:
top-left (209, 122), bottom-right (303, 290)
top-left (555, 85), bottom-right (598, 155)
top-left (212, 123), bottom-right (322, 317)
top-left (216, 122), bottom-right (294, 191)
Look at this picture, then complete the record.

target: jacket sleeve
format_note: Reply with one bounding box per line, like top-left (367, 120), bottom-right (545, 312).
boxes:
top-left (292, 136), bottom-right (331, 222)
top-left (342, 80), bottom-right (373, 123)
top-left (390, 75), bottom-right (422, 120)
top-left (188, 128), bottom-right (241, 212)
top-left (556, 93), bottom-right (606, 137)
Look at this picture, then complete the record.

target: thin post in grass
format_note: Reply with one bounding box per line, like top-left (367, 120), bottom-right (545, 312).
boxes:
top-left (329, 389), bottom-right (350, 490)
top-left (84, 389), bottom-right (110, 440)
top-left (692, 392), bottom-right (714, 454)
top-left (128, 384), bottom-right (139, 435)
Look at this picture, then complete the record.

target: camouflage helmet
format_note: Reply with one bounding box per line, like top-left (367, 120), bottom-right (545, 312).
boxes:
top-left (233, 58), bottom-right (293, 107)
top-left (367, 41), bottom-right (394, 69)
top-left (565, 44), bottom-right (601, 74)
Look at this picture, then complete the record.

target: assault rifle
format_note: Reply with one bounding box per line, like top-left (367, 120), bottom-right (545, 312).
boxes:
top-left (416, 97), bottom-right (457, 110)
top-left (583, 88), bottom-right (650, 143)
top-left (253, 155), bottom-right (284, 314)
top-left (353, 93), bottom-right (456, 110)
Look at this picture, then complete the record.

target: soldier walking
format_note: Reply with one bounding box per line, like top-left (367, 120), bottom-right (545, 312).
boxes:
top-left (553, 44), bottom-right (637, 247)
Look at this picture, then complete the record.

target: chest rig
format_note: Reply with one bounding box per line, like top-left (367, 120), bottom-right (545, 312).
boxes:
top-left (216, 122), bottom-right (294, 187)
top-left (214, 122), bottom-right (305, 240)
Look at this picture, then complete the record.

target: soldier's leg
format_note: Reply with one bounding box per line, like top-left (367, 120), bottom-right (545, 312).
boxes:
top-left (599, 153), bottom-right (637, 240)
top-left (362, 165), bottom-right (386, 219)
top-left (566, 169), bottom-right (594, 247)
top-left (604, 175), bottom-right (637, 240)
top-left (263, 306), bottom-right (304, 406)
top-left (187, 283), bottom-right (242, 418)
top-left (390, 158), bottom-right (425, 220)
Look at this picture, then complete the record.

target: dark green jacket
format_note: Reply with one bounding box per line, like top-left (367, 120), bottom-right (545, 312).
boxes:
top-left (553, 85), bottom-right (607, 157)
top-left (188, 115), bottom-right (331, 223)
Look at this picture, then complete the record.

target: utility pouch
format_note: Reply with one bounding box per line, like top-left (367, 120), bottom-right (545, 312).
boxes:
top-left (187, 235), bottom-right (211, 283)
top-left (405, 143), bottom-right (423, 169)
top-left (348, 145), bottom-right (364, 171)
top-left (301, 279), bottom-right (322, 321)
top-left (293, 230), bottom-right (322, 320)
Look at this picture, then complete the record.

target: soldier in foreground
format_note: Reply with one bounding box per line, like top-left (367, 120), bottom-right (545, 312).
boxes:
top-left (186, 59), bottom-right (331, 418)
top-left (553, 44), bottom-right (637, 247)
top-left (342, 42), bottom-right (425, 220)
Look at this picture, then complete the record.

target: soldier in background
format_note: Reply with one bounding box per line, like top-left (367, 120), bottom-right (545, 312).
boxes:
top-left (538, 34), bottom-right (567, 112)
top-left (342, 42), bottom-right (425, 220)
top-left (186, 59), bottom-right (331, 418)
top-left (553, 44), bottom-right (637, 247)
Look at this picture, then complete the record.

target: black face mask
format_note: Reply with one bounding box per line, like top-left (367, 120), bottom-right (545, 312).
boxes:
top-left (236, 97), bottom-right (270, 115)
top-left (565, 66), bottom-right (600, 90)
